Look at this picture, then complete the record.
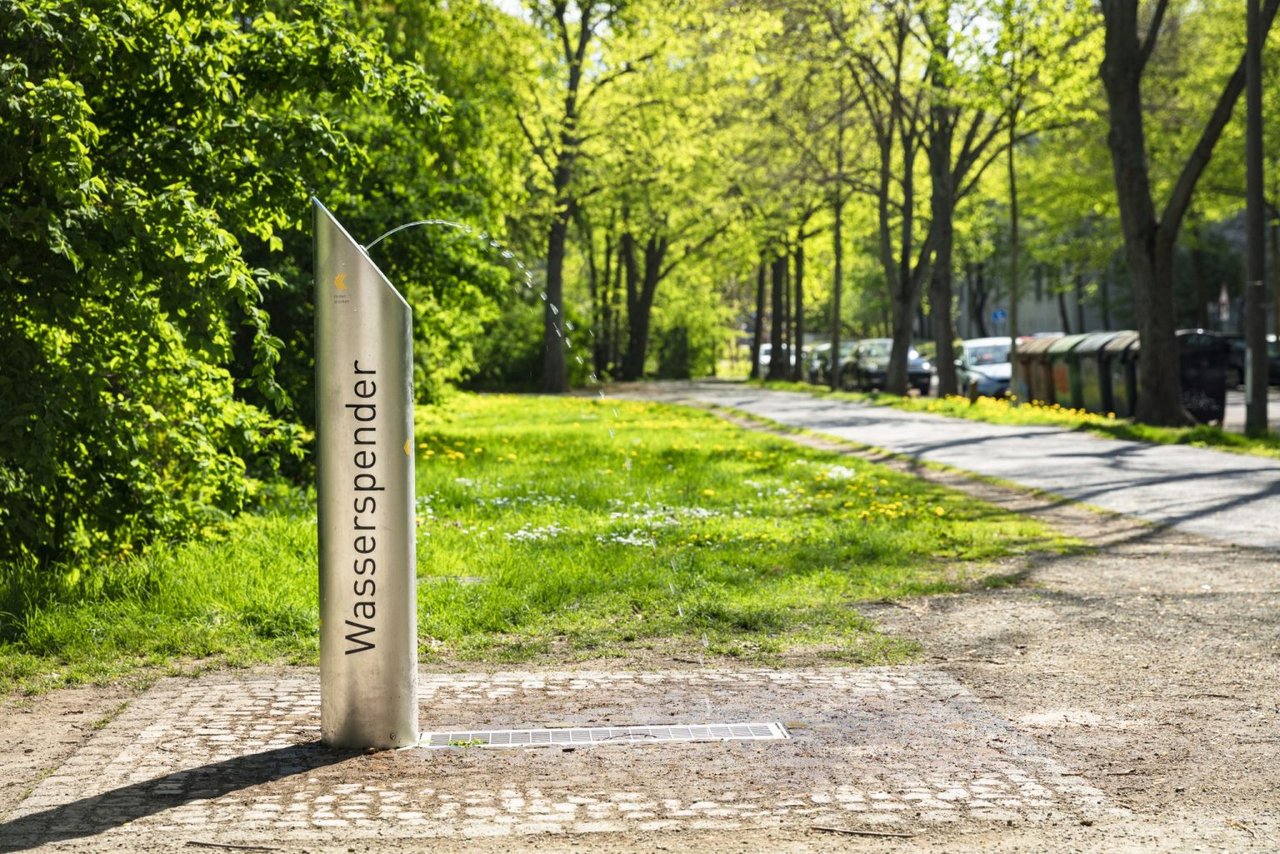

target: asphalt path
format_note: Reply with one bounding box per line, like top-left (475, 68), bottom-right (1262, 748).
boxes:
top-left (622, 381), bottom-right (1280, 551)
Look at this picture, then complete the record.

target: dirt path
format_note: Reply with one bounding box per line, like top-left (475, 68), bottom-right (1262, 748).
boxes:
top-left (3, 403), bottom-right (1278, 852)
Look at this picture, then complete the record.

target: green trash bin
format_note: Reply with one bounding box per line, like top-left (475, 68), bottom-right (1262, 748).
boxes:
top-left (1074, 332), bottom-right (1125, 415)
top-left (1015, 336), bottom-right (1061, 404)
top-left (1047, 333), bottom-right (1092, 409)
top-left (1105, 331), bottom-right (1140, 417)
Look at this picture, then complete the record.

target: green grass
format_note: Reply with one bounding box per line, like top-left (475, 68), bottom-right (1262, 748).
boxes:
top-left (0, 394), bottom-right (1076, 694)
top-left (756, 379), bottom-right (1280, 459)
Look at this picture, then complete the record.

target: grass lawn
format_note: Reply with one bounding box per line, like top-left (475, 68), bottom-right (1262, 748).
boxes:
top-left (0, 394), bottom-right (1076, 694)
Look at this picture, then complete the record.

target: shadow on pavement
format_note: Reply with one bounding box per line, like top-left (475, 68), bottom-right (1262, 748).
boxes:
top-left (0, 742), bottom-right (353, 852)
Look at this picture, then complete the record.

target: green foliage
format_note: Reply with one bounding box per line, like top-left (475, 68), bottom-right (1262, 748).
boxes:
top-left (652, 275), bottom-right (733, 378)
top-left (305, 0), bottom-right (533, 408)
top-left (463, 295), bottom-right (547, 392)
top-left (465, 294), bottom-right (594, 391)
top-left (0, 0), bottom-right (442, 568)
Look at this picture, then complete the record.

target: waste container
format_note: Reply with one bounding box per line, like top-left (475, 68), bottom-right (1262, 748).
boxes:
top-left (1176, 329), bottom-right (1229, 424)
top-left (1046, 333), bottom-right (1092, 409)
top-left (1104, 331), bottom-right (1141, 417)
top-left (1014, 336), bottom-right (1061, 404)
top-left (1074, 331), bottom-right (1125, 415)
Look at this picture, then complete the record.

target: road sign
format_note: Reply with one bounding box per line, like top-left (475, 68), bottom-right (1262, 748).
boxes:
top-left (992, 308), bottom-right (1008, 322)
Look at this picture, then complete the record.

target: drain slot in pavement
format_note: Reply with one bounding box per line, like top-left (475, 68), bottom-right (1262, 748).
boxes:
top-left (421, 722), bottom-right (789, 749)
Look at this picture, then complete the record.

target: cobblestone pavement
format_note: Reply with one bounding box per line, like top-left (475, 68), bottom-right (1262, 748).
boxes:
top-left (2, 667), bottom-right (1116, 850)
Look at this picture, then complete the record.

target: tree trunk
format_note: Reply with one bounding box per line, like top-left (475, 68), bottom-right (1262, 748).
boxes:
top-left (585, 224), bottom-right (606, 379)
top-left (1245, 0), bottom-right (1269, 435)
top-left (830, 93), bottom-right (847, 391)
top-left (1099, 1), bottom-right (1184, 424)
top-left (973, 262), bottom-right (990, 338)
top-left (929, 97), bottom-right (957, 397)
top-left (1075, 273), bottom-right (1086, 333)
top-left (620, 231), bottom-right (640, 379)
top-left (1007, 118), bottom-right (1020, 372)
top-left (781, 247), bottom-right (792, 374)
top-left (542, 207), bottom-right (570, 392)
top-left (620, 236), bottom-right (666, 381)
top-left (792, 237), bottom-right (805, 381)
top-left (750, 261), bottom-right (766, 380)
top-left (609, 239), bottom-right (623, 374)
top-left (830, 190), bottom-right (844, 390)
top-left (886, 142), bottom-right (917, 396)
top-left (767, 254), bottom-right (788, 381)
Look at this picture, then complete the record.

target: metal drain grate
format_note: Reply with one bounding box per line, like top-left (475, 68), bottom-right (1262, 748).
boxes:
top-left (421, 722), bottom-right (789, 749)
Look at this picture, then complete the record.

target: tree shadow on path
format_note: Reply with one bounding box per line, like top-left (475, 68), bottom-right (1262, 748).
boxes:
top-left (0, 742), bottom-right (353, 852)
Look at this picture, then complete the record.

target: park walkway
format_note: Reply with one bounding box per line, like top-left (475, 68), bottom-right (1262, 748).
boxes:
top-left (617, 380), bottom-right (1280, 551)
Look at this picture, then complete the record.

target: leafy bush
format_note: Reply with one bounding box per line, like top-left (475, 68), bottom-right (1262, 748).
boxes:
top-left (0, 0), bottom-right (440, 568)
top-left (466, 293), bottom-right (594, 391)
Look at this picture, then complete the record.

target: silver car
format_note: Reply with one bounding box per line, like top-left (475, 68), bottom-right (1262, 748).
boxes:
top-left (956, 336), bottom-right (1012, 397)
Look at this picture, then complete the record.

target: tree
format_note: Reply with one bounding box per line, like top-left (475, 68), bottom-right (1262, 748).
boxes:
top-left (517, 1), bottom-right (630, 392)
top-left (1099, 0), bottom-right (1280, 425)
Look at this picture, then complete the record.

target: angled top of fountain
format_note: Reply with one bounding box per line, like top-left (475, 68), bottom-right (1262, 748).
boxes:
top-left (312, 197), bottom-right (409, 311)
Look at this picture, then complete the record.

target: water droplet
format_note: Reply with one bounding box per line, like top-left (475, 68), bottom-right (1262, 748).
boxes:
top-left (566, 321), bottom-right (575, 331)
top-left (550, 304), bottom-right (559, 316)
top-left (575, 356), bottom-right (584, 365)
top-left (540, 292), bottom-right (547, 301)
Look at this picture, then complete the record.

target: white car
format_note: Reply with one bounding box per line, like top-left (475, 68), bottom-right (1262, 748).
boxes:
top-left (956, 336), bottom-right (1012, 397)
top-left (757, 343), bottom-right (796, 375)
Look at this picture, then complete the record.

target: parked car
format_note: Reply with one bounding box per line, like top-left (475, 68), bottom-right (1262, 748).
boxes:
top-left (840, 338), bottom-right (933, 395)
top-left (757, 343), bottom-right (798, 376)
top-left (807, 340), bottom-right (857, 384)
top-left (956, 336), bottom-right (1012, 398)
top-left (1224, 333), bottom-right (1280, 386)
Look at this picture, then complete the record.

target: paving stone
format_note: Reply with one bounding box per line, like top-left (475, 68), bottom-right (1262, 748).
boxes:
top-left (1, 666), bottom-right (1116, 848)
